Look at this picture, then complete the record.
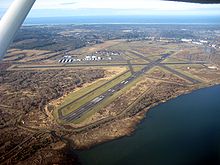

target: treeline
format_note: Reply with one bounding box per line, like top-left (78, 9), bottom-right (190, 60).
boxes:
top-left (0, 69), bottom-right (105, 113)
top-left (12, 27), bottom-right (86, 51)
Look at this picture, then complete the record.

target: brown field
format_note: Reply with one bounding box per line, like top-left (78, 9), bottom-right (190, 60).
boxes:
top-left (67, 40), bottom-right (123, 58)
top-left (1, 37), bottom-right (220, 164)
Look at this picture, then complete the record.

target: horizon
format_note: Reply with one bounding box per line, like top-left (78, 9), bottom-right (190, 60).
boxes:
top-left (21, 15), bottom-right (220, 25)
top-left (1, 0), bottom-right (220, 18)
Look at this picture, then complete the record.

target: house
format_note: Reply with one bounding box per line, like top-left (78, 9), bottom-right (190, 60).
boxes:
top-left (85, 56), bottom-right (92, 61)
top-left (181, 39), bottom-right (192, 43)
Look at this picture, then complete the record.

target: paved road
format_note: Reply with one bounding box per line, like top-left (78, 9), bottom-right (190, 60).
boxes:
top-left (9, 49), bottom-right (204, 122)
top-left (127, 50), bottom-right (151, 62)
top-left (163, 62), bottom-right (207, 65)
top-left (127, 60), bottom-right (135, 74)
top-left (62, 53), bottom-right (171, 122)
top-left (10, 61), bottom-right (207, 71)
top-left (128, 49), bottom-right (202, 84)
top-left (159, 65), bottom-right (201, 84)
top-left (12, 63), bottom-right (135, 69)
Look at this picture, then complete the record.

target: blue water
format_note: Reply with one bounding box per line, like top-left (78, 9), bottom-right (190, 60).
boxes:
top-left (24, 15), bottom-right (220, 25)
top-left (78, 85), bottom-right (220, 165)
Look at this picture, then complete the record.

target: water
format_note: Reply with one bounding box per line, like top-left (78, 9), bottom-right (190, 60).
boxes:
top-left (24, 16), bottom-right (220, 25)
top-left (78, 85), bottom-right (220, 165)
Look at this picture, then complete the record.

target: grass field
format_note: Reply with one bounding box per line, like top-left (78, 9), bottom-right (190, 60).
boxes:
top-left (58, 71), bottom-right (132, 116)
top-left (72, 73), bottom-right (148, 124)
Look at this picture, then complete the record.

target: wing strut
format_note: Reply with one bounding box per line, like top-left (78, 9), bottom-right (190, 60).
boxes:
top-left (0, 0), bottom-right (36, 60)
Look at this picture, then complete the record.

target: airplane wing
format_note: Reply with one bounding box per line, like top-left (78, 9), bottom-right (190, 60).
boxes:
top-left (165, 0), bottom-right (220, 3)
top-left (0, 0), bottom-right (36, 60)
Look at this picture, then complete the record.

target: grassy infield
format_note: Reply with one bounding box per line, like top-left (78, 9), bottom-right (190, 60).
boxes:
top-left (62, 71), bottom-right (132, 116)
top-left (54, 47), bottom-right (201, 124)
top-left (53, 63), bottom-right (148, 124)
top-left (54, 68), bottom-right (132, 123)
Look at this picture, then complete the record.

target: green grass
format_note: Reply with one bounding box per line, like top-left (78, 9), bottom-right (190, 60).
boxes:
top-left (59, 71), bottom-right (132, 116)
top-left (72, 73), bottom-right (147, 124)
top-left (58, 79), bottom-right (107, 108)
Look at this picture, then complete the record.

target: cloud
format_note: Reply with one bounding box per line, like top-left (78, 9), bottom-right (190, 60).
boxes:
top-left (1, 0), bottom-right (220, 17)
top-left (60, 2), bottom-right (77, 6)
top-left (1, 0), bottom-right (220, 10)
top-left (165, 0), bottom-right (220, 3)
top-left (35, 0), bottom-right (220, 11)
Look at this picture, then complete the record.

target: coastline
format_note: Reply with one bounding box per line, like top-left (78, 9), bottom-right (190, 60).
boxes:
top-left (76, 84), bottom-right (220, 165)
top-left (62, 80), bottom-right (220, 150)
top-left (23, 16), bottom-right (220, 26)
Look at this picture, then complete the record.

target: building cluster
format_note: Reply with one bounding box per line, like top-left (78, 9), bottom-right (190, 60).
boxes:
top-left (181, 39), bottom-right (205, 45)
top-left (84, 55), bottom-right (102, 61)
top-left (58, 56), bottom-right (81, 63)
top-left (127, 36), bottom-right (220, 50)
top-left (58, 50), bottom-right (121, 63)
top-left (95, 50), bottom-right (121, 56)
top-left (181, 38), bottom-right (220, 49)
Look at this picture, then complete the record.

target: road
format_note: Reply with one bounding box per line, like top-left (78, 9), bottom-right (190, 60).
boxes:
top-left (9, 61), bottom-right (207, 71)
top-left (8, 49), bottom-right (203, 122)
top-left (128, 49), bottom-right (202, 84)
top-left (159, 64), bottom-right (201, 84)
top-left (127, 60), bottom-right (135, 74)
top-left (8, 49), bottom-right (204, 122)
top-left (127, 50), bottom-right (151, 62)
top-left (62, 53), bottom-right (172, 122)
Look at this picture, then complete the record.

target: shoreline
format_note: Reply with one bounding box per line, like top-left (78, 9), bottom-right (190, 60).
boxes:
top-left (62, 81), bottom-right (220, 150)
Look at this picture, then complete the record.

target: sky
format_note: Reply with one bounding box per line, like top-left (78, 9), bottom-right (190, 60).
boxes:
top-left (0, 0), bottom-right (220, 17)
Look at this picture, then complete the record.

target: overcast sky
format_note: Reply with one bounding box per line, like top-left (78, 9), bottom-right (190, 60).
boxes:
top-left (1, 0), bottom-right (220, 17)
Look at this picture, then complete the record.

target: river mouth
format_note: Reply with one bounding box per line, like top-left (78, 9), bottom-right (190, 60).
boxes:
top-left (77, 85), bottom-right (220, 165)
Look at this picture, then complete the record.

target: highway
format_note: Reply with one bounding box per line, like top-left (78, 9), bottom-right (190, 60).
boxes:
top-left (62, 53), bottom-right (172, 122)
